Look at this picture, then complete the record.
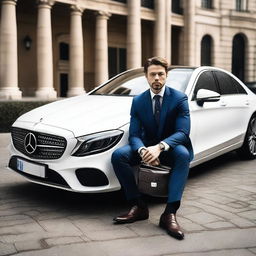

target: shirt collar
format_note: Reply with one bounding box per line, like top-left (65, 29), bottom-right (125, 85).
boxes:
top-left (150, 85), bottom-right (166, 100)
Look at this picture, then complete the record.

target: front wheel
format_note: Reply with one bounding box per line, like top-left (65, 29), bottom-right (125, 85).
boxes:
top-left (237, 115), bottom-right (256, 160)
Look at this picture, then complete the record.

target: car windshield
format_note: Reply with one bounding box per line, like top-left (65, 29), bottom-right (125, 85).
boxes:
top-left (91, 68), bottom-right (194, 96)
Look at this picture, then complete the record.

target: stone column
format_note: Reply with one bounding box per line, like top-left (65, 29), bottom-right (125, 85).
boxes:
top-left (165, 0), bottom-right (172, 63)
top-left (0, 0), bottom-right (22, 99)
top-left (154, 0), bottom-right (166, 58)
top-left (127, 0), bottom-right (141, 69)
top-left (68, 5), bottom-right (85, 97)
top-left (36, 0), bottom-right (57, 99)
top-left (183, 0), bottom-right (196, 66)
top-left (94, 11), bottom-right (111, 86)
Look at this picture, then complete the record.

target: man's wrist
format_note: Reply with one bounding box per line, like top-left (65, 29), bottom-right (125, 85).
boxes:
top-left (138, 147), bottom-right (146, 157)
top-left (159, 141), bottom-right (170, 151)
top-left (158, 142), bottom-right (165, 152)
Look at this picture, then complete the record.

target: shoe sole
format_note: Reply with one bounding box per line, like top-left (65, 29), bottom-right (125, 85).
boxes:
top-left (159, 220), bottom-right (184, 240)
top-left (113, 216), bottom-right (149, 225)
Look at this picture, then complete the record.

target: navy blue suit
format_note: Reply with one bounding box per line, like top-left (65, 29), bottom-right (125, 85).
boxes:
top-left (112, 86), bottom-right (193, 203)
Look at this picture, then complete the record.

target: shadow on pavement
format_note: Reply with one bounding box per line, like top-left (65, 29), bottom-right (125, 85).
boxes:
top-left (188, 151), bottom-right (240, 178)
top-left (3, 151), bottom-right (244, 213)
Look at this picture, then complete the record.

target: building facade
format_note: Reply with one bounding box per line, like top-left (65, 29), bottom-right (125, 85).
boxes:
top-left (0, 0), bottom-right (255, 99)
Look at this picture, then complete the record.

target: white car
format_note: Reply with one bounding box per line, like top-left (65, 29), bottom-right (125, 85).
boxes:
top-left (8, 66), bottom-right (256, 193)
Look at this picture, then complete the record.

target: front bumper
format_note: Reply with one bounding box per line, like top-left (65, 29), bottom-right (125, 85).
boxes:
top-left (8, 122), bottom-right (126, 193)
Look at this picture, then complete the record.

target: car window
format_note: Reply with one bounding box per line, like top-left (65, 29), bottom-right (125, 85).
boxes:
top-left (193, 71), bottom-right (219, 99)
top-left (90, 68), bottom-right (193, 96)
top-left (231, 77), bottom-right (247, 94)
top-left (214, 71), bottom-right (238, 95)
top-left (166, 69), bottom-right (193, 93)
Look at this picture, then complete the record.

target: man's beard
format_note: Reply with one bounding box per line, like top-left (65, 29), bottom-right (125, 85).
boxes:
top-left (152, 82), bottom-right (162, 91)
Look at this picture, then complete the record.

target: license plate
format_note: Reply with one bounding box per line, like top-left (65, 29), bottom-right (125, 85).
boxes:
top-left (16, 158), bottom-right (46, 178)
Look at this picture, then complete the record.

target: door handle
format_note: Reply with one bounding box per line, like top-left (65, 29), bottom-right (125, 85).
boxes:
top-left (245, 100), bottom-right (250, 106)
top-left (220, 101), bottom-right (227, 107)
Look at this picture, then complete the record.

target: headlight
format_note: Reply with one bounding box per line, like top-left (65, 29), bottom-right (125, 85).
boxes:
top-left (72, 130), bottom-right (124, 157)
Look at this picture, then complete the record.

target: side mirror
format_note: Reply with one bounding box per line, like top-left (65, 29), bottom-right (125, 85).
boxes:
top-left (196, 89), bottom-right (220, 106)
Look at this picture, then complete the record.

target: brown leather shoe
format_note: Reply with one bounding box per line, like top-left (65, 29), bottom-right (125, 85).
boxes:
top-left (113, 205), bottom-right (149, 224)
top-left (159, 213), bottom-right (184, 240)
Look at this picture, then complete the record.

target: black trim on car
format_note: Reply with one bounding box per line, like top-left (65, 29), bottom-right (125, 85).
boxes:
top-left (8, 156), bottom-right (70, 188)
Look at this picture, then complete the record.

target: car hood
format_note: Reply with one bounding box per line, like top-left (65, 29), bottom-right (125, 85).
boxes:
top-left (16, 95), bottom-right (133, 137)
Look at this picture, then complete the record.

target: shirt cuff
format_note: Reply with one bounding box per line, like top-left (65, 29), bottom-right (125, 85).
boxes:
top-left (160, 141), bottom-right (170, 151)
top-left (138, 147), bottom-right (146, 155)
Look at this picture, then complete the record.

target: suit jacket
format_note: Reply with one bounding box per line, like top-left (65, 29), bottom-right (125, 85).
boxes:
top-left (128, 86), bottom-right (194, 161)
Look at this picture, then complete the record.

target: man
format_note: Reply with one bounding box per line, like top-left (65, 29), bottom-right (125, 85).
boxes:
top-left (111, 57), bottom-right (193, 240)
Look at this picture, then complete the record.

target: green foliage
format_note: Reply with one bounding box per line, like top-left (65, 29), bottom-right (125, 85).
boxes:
top-left (0, 101), bottom-right (52, 132)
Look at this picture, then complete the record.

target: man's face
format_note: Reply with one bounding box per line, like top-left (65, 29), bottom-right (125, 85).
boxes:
top-left (146, 65), bottom-right (167, 94)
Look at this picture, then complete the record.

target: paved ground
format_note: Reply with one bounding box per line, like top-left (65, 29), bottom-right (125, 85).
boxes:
top-left (0, 133), bottom-right (256, 256)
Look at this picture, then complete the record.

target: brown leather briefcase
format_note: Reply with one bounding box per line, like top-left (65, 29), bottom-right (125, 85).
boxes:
top-left (138, 163), bottom-right (171, 197)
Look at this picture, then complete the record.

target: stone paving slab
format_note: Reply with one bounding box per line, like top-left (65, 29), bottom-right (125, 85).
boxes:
top-left (0, 242), bottom-right (16, 256)
top-left (14, 240), bottom-right (42, 253)
top-left (7, 228), bottom-right (256, 256)
top-left (44, 236), bottom-right (84, 247)
top-left (249, 248), bottom-right (256, 254)
top-left (166, 249), bottom-right (256, 256)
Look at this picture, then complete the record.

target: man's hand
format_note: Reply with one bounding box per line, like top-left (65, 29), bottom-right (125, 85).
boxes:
top-left (141, 144), bottom-right (162, 165)
top-left (150, 158), bottom-right (160, 166)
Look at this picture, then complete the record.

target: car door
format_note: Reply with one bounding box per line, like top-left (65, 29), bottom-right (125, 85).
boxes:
top-left (189, 70), bottom-right (227, 162)
top-left (213, 70), bottom-right (251, 146)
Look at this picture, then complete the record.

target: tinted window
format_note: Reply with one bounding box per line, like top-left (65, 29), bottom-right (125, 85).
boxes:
top-left (141, 0), bottom-right (154, 9)
top-left (193, 71), bottom-right (218, 99)
top-left (214, 71), bottom-right (238, 95)
top-left (91, 68), bottom-right (194, 96)
top-left (231, 77), bottom-right (247, 94)
top-left (201, 0), bottom-right (213, 8)
top-left (172, 0), bottom-right (183, 14)
top-left (108, 47), bottom-right (127, 79)
top-left (59, 42), bottom-right (69, 60)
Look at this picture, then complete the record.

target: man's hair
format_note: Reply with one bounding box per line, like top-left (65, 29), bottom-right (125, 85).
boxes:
top-left (144, 56), bottom-right (169, 74)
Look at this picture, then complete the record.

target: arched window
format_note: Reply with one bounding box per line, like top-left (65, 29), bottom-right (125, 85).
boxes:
top-left (201, 0), bottom-right (213, 9)
top-left (201, 35), bottom-right (213, 66)
top-left (232, 34), bottom-right (246, 82)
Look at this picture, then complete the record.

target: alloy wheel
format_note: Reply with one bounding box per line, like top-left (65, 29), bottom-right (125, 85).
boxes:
top-left (248, 117), bottom-right (256, 156)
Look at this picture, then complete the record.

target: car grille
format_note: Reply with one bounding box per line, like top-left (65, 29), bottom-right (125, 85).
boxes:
top-left (11, 127), bottom-right (67, 159)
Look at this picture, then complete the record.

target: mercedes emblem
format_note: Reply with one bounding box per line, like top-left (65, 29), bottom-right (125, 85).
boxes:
top-left (24, 133), bottom-right (37, 154)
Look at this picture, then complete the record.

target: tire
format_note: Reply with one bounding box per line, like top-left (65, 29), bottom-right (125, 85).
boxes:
top-left (237, 114), bottom-right (256, 160)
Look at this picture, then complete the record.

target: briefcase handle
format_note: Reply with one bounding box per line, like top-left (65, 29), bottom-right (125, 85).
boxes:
top-left (140, 163), bottom-right (171, 172)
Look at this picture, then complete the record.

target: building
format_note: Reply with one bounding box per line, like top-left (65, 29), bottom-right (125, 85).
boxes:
top-left (0, 0), bottom-right (255, 99)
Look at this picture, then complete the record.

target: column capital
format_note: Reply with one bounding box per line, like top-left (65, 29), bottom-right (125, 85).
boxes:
top-left (71, 5), bottom-right (85, 14)
top-left (1, 0), bottom-right (17, 5)
top-left (95, 11), bottom-right (111, 19)
top-left (37, 0), bottom-right (55, 7)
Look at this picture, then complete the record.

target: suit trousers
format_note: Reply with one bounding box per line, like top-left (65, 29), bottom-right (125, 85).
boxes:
top-left (111, 144), bottom-right (190, 203)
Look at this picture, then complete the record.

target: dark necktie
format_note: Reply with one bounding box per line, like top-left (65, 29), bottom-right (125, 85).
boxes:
top-left (154, 95), bottom-right (161, 126)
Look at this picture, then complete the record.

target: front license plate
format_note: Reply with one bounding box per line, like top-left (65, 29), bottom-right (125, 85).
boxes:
top-left (16, 158), bottom-right (46, 178)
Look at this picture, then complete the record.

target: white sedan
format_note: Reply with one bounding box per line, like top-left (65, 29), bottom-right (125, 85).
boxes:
top-left (8, 66), bottom-right (256, 193)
